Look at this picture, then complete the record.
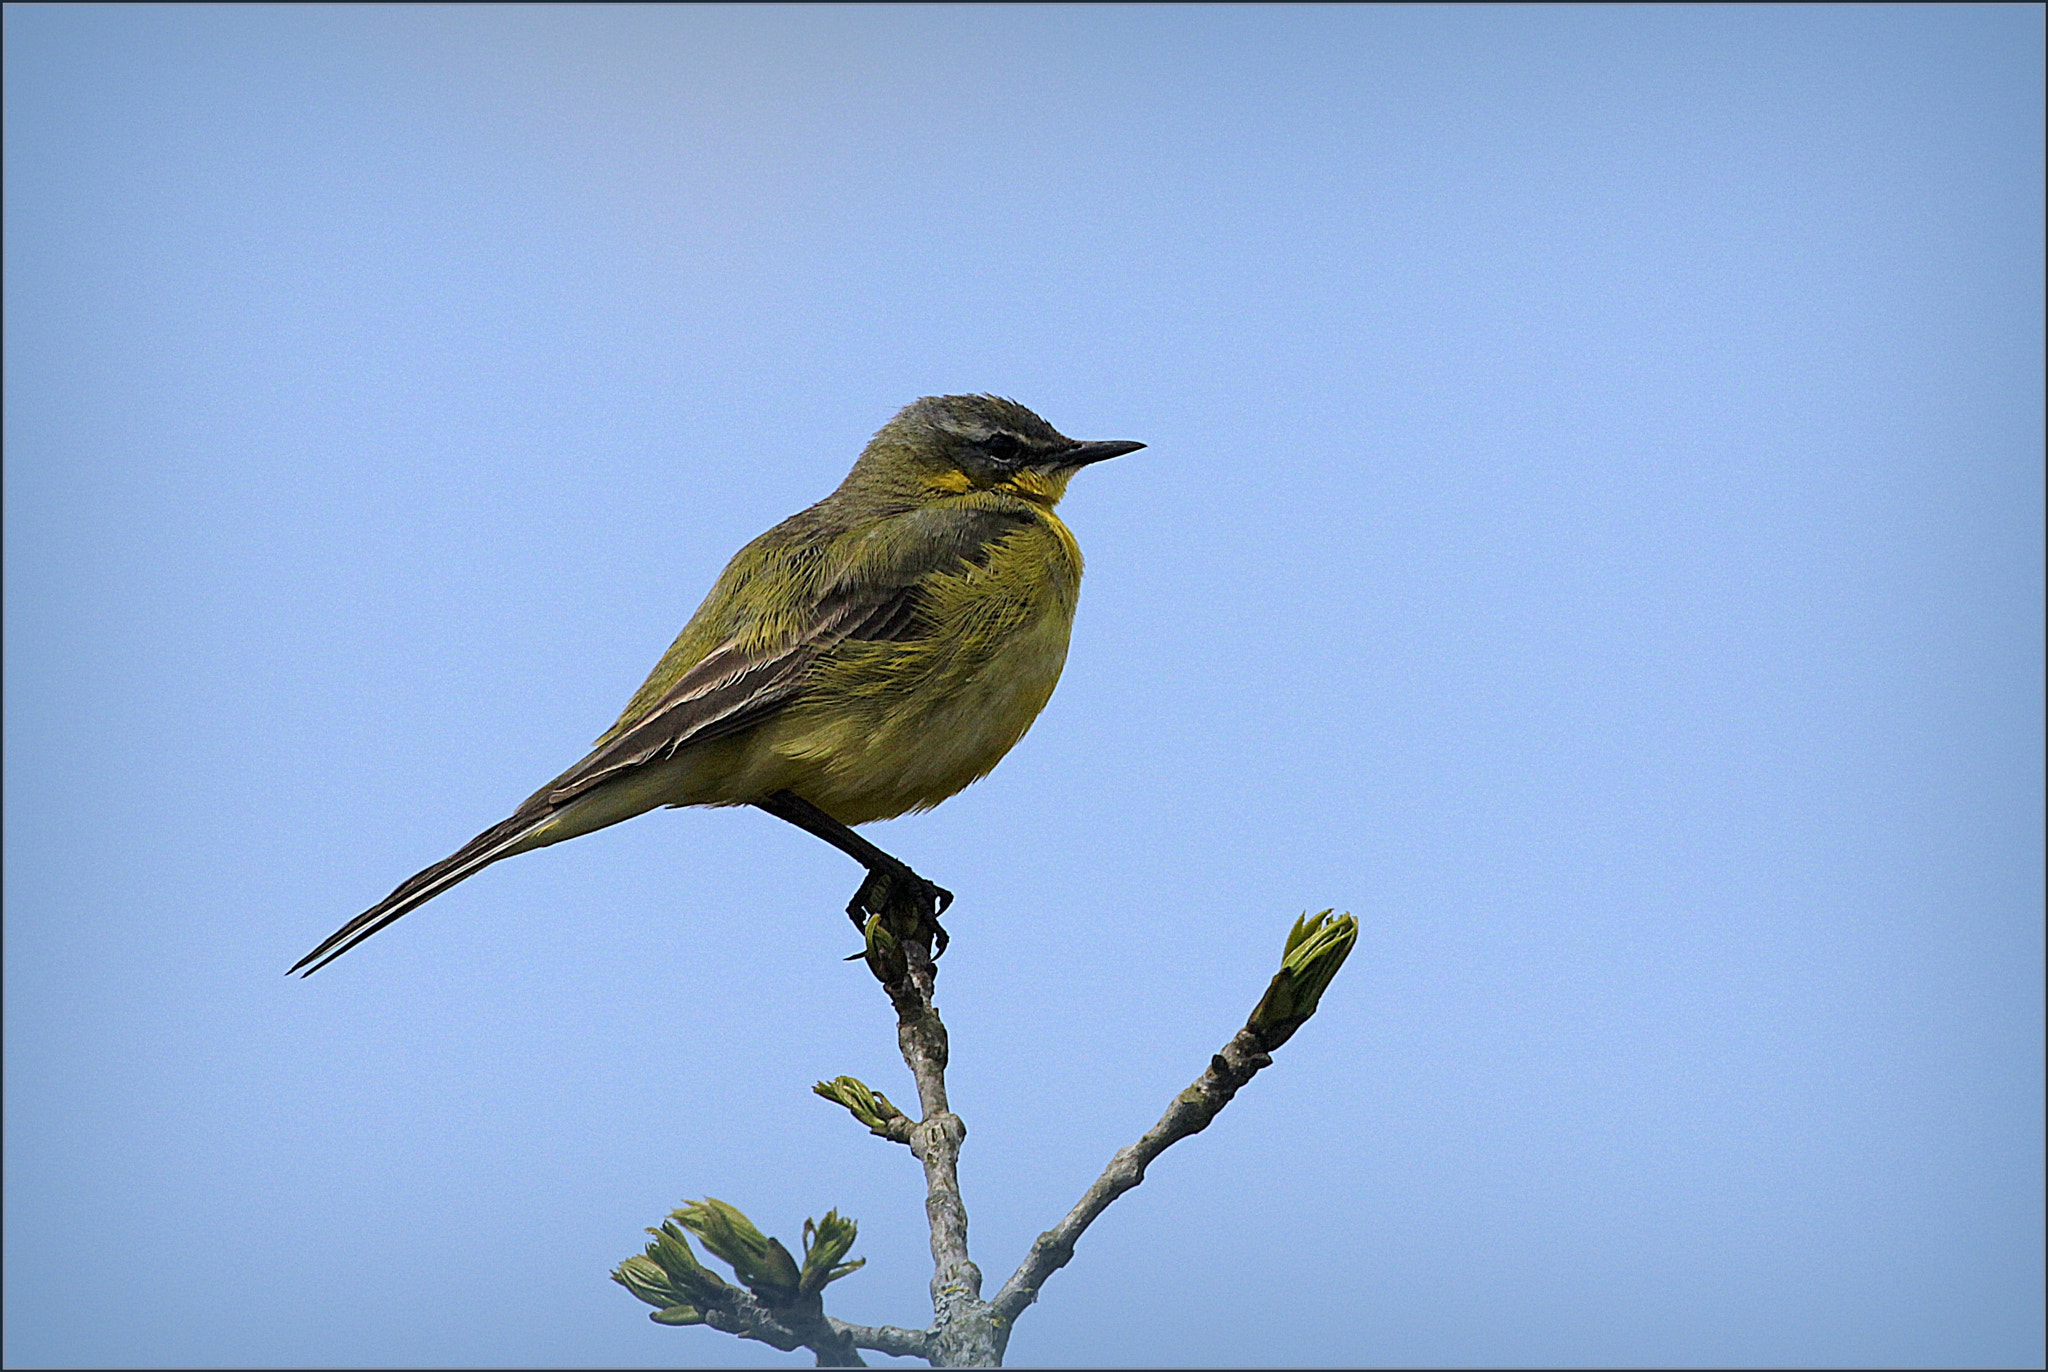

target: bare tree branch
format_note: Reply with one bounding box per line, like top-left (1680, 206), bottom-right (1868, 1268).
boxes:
top-left (621, 909), bottom-right (1356, 1367)
top-left (988, 1024), bottom-right (1274, 1326)
top-left (829, 1317), bottom-right (938, 1361)
top-left (692, 1287), bottom-right (867, 1366)
top-left (990, 913), bottom-right (1358, 1328)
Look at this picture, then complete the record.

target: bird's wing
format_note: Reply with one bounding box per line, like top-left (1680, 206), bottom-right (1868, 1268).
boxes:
top-left (540, 582), bottom-right (918, 805)
top-left (542, 504), bottom-right (1033, 807)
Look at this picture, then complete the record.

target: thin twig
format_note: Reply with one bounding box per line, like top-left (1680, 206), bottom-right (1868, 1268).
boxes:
top-left (989, 1024), bottom-right (1277, 1326)
top-left (765, 909), bottom-right (1349, 1365)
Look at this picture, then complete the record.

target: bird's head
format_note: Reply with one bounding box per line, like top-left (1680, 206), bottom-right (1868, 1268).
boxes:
top-left (850, 395), bottom-right (1142, 507)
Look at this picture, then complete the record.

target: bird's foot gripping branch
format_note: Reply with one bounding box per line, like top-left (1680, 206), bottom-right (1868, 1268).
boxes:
top-left (615, 904), bottom-right (1359, 1368)
top-left (848, 866), bottom-right (954, 951)
top-left (751, 788), bottom-right (956, 954)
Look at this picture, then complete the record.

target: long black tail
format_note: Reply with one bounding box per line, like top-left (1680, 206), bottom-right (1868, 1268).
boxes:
top-left (290, 804), bottom-right (554, 976)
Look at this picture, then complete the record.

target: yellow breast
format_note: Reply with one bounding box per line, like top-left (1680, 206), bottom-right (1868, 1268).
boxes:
top-left (744, 507), bottom-right (1083, 823)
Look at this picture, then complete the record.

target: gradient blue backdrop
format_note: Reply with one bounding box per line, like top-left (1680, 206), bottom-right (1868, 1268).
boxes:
top-left (6, 6), bottom-right (2042, 1367)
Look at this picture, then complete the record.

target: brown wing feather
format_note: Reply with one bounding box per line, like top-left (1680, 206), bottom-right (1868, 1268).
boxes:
top-left (542, 580), bottom-right (929, 805)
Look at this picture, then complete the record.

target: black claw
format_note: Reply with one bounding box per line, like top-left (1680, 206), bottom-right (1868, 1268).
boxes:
top-left (841, 864), bottom-right (953, 957)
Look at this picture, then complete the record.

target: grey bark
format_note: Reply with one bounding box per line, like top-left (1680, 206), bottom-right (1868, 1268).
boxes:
top-left (638, 902), bottom-right (1353, 1367)
top-left (865, 925), bottom-right (1298, 1365)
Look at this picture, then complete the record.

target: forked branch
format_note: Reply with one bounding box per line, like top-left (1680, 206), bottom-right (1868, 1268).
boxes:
top-left (622, 903), bottom-right (1358, 1368)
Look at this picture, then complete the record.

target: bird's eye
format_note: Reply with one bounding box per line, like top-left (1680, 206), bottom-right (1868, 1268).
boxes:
top-left (983, 432), bottom-right (1021, 463)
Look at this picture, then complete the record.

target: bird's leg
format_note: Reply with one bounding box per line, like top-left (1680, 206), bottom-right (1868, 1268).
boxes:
top-left (752, 790), bottom-right (953, 952)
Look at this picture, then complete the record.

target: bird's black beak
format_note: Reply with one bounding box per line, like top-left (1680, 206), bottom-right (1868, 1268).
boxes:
top-left (1053, 439), bottom-right (1145, 469)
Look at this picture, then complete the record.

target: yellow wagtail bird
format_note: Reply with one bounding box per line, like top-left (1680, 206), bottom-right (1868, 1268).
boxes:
top-left (293, 395), bottom-right (1139, 975)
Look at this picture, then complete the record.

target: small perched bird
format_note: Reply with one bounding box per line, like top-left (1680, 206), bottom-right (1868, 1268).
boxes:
top-left (293, 395), bottom-right (1140, 975)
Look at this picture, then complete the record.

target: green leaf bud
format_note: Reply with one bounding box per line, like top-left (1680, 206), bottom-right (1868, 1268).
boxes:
top-left (798, 1210), bottom-right (865, 1296)
top-left (1248, 910), bottom-right (1358, 1049)
top-left (613, 1219), bottom-right (734, 1316)
top-left (612, 1255), bottom-right (676, 1310)
top-left (812, 1075), bottom-right (908, 1136)
top-left (861, 912), bottom-right (907, 981)
top-left (650, 1305), bottom-right (704, 1325)
top-left (675, 1198), bottom-right (800, 1303)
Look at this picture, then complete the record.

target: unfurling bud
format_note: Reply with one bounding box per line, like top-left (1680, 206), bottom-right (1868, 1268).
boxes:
top-left (619, 1197), bottom-right (865, 1318)
top-left (649, 1303), bottom-right (705, 1325)
top-left (813, 1075), bottom-right (910, 1138)
top-left (613, 1254), bottom-right (675, 1308)
top-left (674, 1198), bottom-right (801, 1304)
top-left (798, 1209), bottom-right (866, 1296)
top-left (1247, 910), bottom-right (1358, 1050)
top-left (611, 1220), bottom-right (732, 1322)
top-left (860, 911), bottom-right (907, 982)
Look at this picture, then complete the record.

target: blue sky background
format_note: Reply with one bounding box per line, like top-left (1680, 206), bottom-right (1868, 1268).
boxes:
top-left (5, 6), bottom-right (2042, 1367)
